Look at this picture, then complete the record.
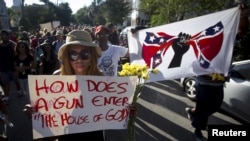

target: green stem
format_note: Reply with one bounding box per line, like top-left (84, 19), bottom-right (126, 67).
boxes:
top-left (125, 85), bottom-right (143, 141)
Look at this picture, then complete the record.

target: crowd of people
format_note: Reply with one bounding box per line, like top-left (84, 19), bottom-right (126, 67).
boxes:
top-left (0, 3), bottom-right (249, 141)
top-left (0, 23), bottom-right (129, 140)
top-left (0, 24), bottom-right (125, 97)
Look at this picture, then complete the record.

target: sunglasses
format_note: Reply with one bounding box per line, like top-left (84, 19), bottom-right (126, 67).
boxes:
top-left (68, 49), bottom-right (91, 61)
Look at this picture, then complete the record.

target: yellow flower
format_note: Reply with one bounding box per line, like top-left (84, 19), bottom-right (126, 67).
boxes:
top-left (142, 72), bottom-right (149, 80)
top-left (119, 63), bottom-right (158, 141)
top-left (151, 68), bottom-right (158, 74)
top-left (119, 63), bottom-right (155, 80)
top-left (211, 73), bottom-right (225, 81)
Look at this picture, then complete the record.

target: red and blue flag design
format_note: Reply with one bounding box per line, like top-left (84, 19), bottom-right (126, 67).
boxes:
top-left (142, 21), bottom-right (224, 69)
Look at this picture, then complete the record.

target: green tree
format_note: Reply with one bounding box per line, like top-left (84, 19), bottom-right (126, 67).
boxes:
top-left (101, 0), bottom-right (131, 25)
top-left (74, 7), bottom-right (92, 25)
top-left (139, 0), bottom-right (250, 61)
top-left (56, 3), bottom-right (73, 26)
top-left (22, 5), bottom-right (45, 29)
top-left (139, 0), bottom-right (228, 26)
top-left (87, 2), bottom-right (103, 25)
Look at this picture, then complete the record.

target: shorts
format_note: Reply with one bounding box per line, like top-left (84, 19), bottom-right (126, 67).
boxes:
top-left (0, 71), bottom-right (18, 85)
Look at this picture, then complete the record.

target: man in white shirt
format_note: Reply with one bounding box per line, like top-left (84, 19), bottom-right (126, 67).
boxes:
top-left (94, 25), bottom-right (129, 76)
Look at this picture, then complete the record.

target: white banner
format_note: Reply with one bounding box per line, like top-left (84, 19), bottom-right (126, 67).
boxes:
top-left (28, 75), bottom-right (137, 139)
top-left (52, 21), bottom-right (60, 29)
top-left (128, 7), bottom-right (240, 82)
top-left (40, 22), bottom-right (53, 32)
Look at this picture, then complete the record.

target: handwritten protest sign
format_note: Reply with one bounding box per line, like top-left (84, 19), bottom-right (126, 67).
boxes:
top-left (28, 75), bottom-right (137, 139)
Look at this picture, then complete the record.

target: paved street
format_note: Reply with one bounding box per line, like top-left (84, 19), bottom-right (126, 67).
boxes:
top-left (1, 80), bottom-right (243, 141)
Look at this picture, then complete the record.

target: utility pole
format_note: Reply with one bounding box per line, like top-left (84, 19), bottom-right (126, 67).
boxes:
top-left (19, 0), bottom-right (26, 30)
top-left (21, 0), bottom-right (24, 18)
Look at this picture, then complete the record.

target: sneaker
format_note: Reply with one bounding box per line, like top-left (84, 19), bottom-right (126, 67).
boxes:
top-left (194, 129), bottom-right (206, 141)
top-left (2, 96), bottom-right (9, 101)
top-left (185, 107), bottom-right (194, 120)
top-left (1, 96), bottom-right (10, 104)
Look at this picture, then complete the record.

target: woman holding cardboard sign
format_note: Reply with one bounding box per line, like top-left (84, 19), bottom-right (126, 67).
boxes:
top-left (25, 30), bottom-right (104, 141)
top-left (25, 30), bottom-right (137, 141)
top-left (55, 30), bottom-right (104, 141)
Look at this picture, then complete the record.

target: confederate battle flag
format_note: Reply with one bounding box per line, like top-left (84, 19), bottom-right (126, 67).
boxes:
top-left (142, 21), bottom-right (224, 69)
top-left (128, 7), bottom-right (240, 82)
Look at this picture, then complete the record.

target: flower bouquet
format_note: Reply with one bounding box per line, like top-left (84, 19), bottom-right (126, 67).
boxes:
top-left (118, 63), bottom-right (158, 141)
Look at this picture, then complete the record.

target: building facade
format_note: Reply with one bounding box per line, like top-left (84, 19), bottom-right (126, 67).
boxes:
top-left (0, 0), bottom-right (10, 30)
top-left (13, 0), bottom-right (22, 6)
top-left (126, 0), bottom-right (149, 27)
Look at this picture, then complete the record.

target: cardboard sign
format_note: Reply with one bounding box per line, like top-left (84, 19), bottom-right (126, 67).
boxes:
top-left (28, 75), bottom-right (137, 139)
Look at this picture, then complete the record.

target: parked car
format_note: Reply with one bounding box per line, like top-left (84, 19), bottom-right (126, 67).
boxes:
top-left (181, 60), bottom-right (250, 123)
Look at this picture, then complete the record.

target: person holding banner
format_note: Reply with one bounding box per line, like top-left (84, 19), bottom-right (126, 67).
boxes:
top-left (185, 73), bottom-right (226, 141)
top-left (185, 3), bottom-right (249, 141)
top-left (94, 25), bottom-right (129, 76)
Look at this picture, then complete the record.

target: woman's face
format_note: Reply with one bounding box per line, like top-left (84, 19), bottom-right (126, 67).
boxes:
top-left (68, 45), bottom-right (91, 75)
top-left (17, 43), bottom-right (26, 53)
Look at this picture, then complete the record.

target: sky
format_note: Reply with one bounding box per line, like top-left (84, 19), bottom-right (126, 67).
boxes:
top-left (5, 0), bottom-right (93, 14)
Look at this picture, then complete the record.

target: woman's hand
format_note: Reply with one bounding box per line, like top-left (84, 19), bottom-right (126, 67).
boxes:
top-left (23, 104), bottom-right (34, 119)
top-left (128, 104), bottom-right (138, 116)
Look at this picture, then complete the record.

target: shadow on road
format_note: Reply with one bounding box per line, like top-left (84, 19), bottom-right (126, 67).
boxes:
top-left (2, 80), bottom-right (243, 141)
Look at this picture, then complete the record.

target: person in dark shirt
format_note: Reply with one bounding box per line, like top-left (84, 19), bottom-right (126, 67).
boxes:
top-left (185, 4), bottom-right (249, 141)
top-left (106, 23), bottom-right (120, 45)
top-left (0, 29), bottom-right (20, 103)
top-left (39, 40), bottom-right (60, 75)
top-left (185, 74), bottom-right (226, 141)
top-left (14, 41), bottom-right (35, 98)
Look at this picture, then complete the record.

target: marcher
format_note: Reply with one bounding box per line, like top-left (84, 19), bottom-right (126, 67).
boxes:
top-left (0, 30), bottom-right (20, 103)
top-left (236, 3), bottom-right (250, 60)
top-left (56, 30), bottom-right (105, 141)
top-left (0, 96), bottom-right (9, 140)
top-left (24, 30), bottom-right (137, 141)
top-left (18, 31), bottom-right (30, 47)
top-left (94, 25), bottom-right (129, 76)
top-left (30, 31), bottom-right (42, 49)
top-left (39, 40), bottom-right (60, 75)
top-left (14, 41), bottom-right (35, 98)
top-left (24, 30), bottom-right (104, 141)
top-left (106, 23), bottom-right (120, 45)
top-left (185, 4), bottom-right (249, 141)
top-left (185, 73), bottom-right (226, 141)
top-left (52, 30), bottom-right (65, 54)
